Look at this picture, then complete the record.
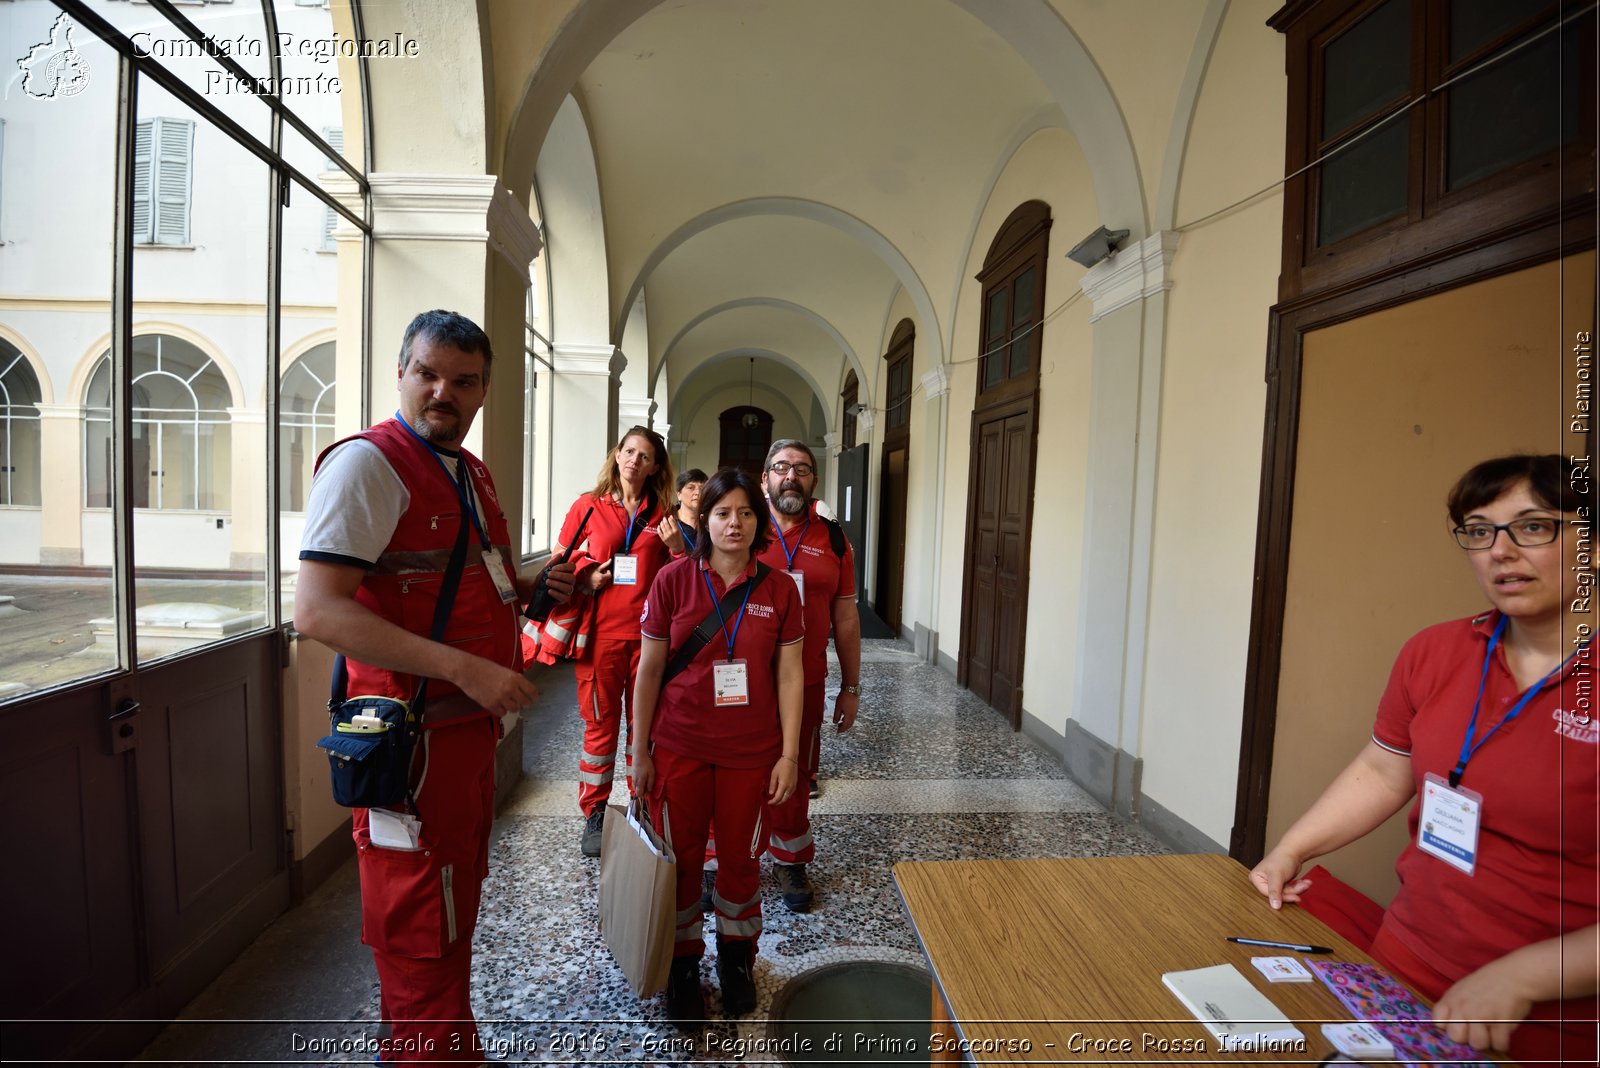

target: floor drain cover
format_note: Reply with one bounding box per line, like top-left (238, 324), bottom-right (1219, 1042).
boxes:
top-left (766, 960), bottom-right (933, 1064)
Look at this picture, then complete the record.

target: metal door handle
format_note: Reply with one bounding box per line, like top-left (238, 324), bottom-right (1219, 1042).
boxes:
top-left (108, 697), bottom-right (140, 753)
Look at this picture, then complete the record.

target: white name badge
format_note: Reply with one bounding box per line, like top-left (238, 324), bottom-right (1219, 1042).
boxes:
top-left (481, 547), bottom-right (519, 604)
top-left (613, 553), bottom-right (639, 586)
top-left (712, 659), bottom-right (750, 706)
top-left (1417, 771), bottom-right (1483, 875)
top-left (786, 569), bottom-right (806, 606)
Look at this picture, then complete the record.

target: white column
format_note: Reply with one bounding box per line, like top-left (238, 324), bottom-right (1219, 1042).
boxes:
top-left (226, 406), bottom-right (268, 571)
top-left (1069, 231), bottom-right (1180, 814)
top-left (34, 403), bottom-right (84, 566)
top-left (551, 344), bottom-right (626, 509)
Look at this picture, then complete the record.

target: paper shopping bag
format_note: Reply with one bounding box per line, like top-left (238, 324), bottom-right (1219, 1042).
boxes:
top-left (598, 799), bottom-right (676, 997)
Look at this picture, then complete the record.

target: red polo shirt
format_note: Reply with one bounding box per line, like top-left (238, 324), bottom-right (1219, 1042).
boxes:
top-left (559, 491), bottom-right (671, 640)
top-left (756, 501), bottom-right (857, 686)
top-left (1373, 610), bottom-right (1598, 985)
top-left (640, 555), bottom-right (804, 768)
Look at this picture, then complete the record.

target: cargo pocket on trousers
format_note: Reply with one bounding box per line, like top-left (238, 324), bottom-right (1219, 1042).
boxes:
top-left (356, 841), bottom-right (449, 958)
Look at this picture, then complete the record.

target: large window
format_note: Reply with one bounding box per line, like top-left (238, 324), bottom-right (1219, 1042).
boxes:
top-left (975, 201), bottom-right (1050, 406)
top-left (281, 342), bottom-right (335, 513)
top-left (84, 336), bottom-right (232, 511)
top-left (0, 342), bottom-right (41, 507)
top-left (1273, 0), bottom-right (1597, 297)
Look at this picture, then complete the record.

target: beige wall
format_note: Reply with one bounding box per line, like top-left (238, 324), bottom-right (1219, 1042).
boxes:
top-left (1137, 0), bottom-right (1285, 845)
top-left (1268, 252), bottom-right (1595, 905)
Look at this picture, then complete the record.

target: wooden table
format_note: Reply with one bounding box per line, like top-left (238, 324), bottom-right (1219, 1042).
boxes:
top-left (894, 853), bottom-right (1388, 1063)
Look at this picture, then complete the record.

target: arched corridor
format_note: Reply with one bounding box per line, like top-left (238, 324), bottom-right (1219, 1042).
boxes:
top-left (134, 641), bottom-right (1166, 1062)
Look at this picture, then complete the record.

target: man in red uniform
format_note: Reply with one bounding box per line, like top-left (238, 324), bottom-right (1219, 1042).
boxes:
top-left (296, 310), bottom-right (574, 1062)
top-left (755, 439), bottom-right (862, 911)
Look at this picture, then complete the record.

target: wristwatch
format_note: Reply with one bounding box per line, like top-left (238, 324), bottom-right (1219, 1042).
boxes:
top-left (841, 684), bottom-right (861, 695)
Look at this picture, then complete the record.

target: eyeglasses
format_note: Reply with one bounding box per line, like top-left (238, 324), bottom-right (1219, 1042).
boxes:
top-left (1452, 517), bottom-right (1567, 550)
top-left (769, 461), bottom-right (815, 477)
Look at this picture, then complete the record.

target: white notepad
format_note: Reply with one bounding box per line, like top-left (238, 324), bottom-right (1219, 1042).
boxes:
top-left (1162, 963), bottom-right (1305, 1049)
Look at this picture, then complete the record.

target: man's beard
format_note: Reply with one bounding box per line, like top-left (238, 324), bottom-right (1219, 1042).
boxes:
top-left (773, 483), bottom-right (808, 516)
top-left (414, 405), bottom-right (459, 442)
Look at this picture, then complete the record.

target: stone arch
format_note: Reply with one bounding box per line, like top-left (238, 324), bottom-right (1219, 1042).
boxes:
top-left (616, 198), bottom-right (943, 365)
top-left (651, 299), bottom-right (870, 411)
top-left (500, 0), bottom-right (1145, 246)
top-left (535, 94), bottom-right (612, 348)
top-left (69, 322), bottom-right (245, 410)
top-left (669, 347), bottom-right (830, 433)
top-left (0, 325), bottom-right (56, 405)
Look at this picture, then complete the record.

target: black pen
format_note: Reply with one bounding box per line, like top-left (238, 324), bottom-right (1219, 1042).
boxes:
top-left (1227, 936), bottom-right (1332, 954)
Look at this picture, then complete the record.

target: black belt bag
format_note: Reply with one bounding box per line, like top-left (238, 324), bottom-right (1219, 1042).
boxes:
top-left (316, 518), bottom-right (471, 810)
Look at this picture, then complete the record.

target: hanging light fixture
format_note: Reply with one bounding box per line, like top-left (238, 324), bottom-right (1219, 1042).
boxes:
top-left (742, 357), bottom-right (760, 428)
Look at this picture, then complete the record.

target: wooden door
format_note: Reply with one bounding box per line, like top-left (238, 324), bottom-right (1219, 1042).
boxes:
top-left (718, 406), bottom-right (772, 479)
top-left (875, 445), bottom-right (908, 635)
top-left (960, 400), bottom-right (1036, 727)
top-left (837, 442), bottom-right (870, 603)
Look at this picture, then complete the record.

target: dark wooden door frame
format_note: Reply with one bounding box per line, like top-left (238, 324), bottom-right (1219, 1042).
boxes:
top-left (1229, 214), bottom-right (1595, 866)
top-left (874, 443), bottom-right (909, 635)
top-left (958, 389), bottom-right (1040, 731)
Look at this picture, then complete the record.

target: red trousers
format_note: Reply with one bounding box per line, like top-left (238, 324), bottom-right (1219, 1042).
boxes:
top-left (354, 716), bottom-right (498, 1064)
top-left (765, 681), bottom-right (824, 864)
top-left (575, 637), bottom-right (641, 815)
top-left (1372, 924), bottom-right (1599, 1065)
top-left (647, 745), bottom-right (767, 958)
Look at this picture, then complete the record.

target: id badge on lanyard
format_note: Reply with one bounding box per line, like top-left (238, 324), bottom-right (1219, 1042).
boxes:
top-left (481, 546), bottom-right (519, 604)
top-left (613, 554), bottom-right (639, 586)
top-left (713, 659), bottom-right (750, 706)
top-left (785, 569), bottom-right (805, 605)
top-left (1418, 772), bottom-right (1483, 875)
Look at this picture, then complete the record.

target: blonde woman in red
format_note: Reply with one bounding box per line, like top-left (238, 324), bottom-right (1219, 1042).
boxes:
top-left (555, 426), bottom-right (675, 856)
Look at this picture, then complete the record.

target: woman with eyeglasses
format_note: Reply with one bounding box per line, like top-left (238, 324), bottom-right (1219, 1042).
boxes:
top-left (631, 467), bottom-right (804, 1027)
top-left (1251, 454), bottom-right (1596, 1065)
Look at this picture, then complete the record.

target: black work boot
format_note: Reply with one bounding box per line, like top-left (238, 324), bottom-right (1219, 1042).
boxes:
top-left (774, 862), bottom-right (814, 912)
top-left (666, 955), bottom-right (706, 1030)
top-left (717, 939), bottom-right (757, 1017)
top-left (699, 868), bottom-right (716, 913)
top-left (580, 808), bottom-right (605, 857)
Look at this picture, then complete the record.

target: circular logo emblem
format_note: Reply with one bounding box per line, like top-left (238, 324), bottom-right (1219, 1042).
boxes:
top-left (44, 49), bottom-right (91, 98)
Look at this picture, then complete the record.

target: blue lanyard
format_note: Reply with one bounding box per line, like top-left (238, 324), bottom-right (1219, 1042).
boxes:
top-left (701, 568), bottom-right (754, 660)
top-left (395, 411), bottom-right (488, 548)
top-left (617, 495), bottom-right (649, 553)
top-left (676, 516), bottom-right (697, 552)
top-left (770, 512), bottom-right (811, 570)
top-left (1453, 615), bottom-right (1587, 787)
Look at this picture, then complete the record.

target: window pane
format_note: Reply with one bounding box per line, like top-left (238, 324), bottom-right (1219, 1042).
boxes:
top-left (1449, 0), bottom-right (1551, 63)
top-left (132, 83), bottom-right (270, 663)
top-left (1446, 19), bottom-right (1579, 191)
top-left (0, 4), bottom-right (121, 697)
top-left (983, 287), bottom-right (1008, 389)
top-left (1322, 0), bottom-right (1411, 138)
top-left (1318, 112), bottom-right (1410, 245)
top-left (0, 343), bottom-right (43, 506)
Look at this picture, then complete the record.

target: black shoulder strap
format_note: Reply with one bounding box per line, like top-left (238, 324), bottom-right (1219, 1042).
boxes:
top-left (660, 562), bottom-right (771, 687)
top-left (823, 515), bottom-right (847, 559)
top-left (330, 515), bottom-right (474, 714)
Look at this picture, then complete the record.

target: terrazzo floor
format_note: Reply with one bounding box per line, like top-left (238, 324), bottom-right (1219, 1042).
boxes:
top-left (136, 638), bottom-right (1168, 1066)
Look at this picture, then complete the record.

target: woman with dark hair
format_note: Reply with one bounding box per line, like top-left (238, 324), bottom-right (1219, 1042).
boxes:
top-left (555, 425), bottom-right (675, 857)
top-left (631, 467), bottom-right (804, 1025)
top-left (1252, 454), bottom-right (1596, 1064)
top-left (659, 467), bottom-right (708, 556)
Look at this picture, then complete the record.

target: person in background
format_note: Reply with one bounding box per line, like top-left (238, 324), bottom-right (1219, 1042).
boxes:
top-left (295, 310), bottom-right (575, 1062)
top-left (555, 426), bottom-right (675, 857)
top-left (1251, 454), bottom-right (1596, 1064)
top-left (659, 467), bottom-right (708, 557)
top-left (756, 439), bottom-right (860, 912)
top-left (631, 467), bottom-right (804, 1026)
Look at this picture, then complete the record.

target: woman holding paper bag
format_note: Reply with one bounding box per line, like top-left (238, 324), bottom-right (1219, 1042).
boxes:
top-left (555, 426), bottom-right (675, 858)
top-left (1250, 454), bottom-right (1597, 1065)
top-left (632, 467), bottom-right (804, 1026)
